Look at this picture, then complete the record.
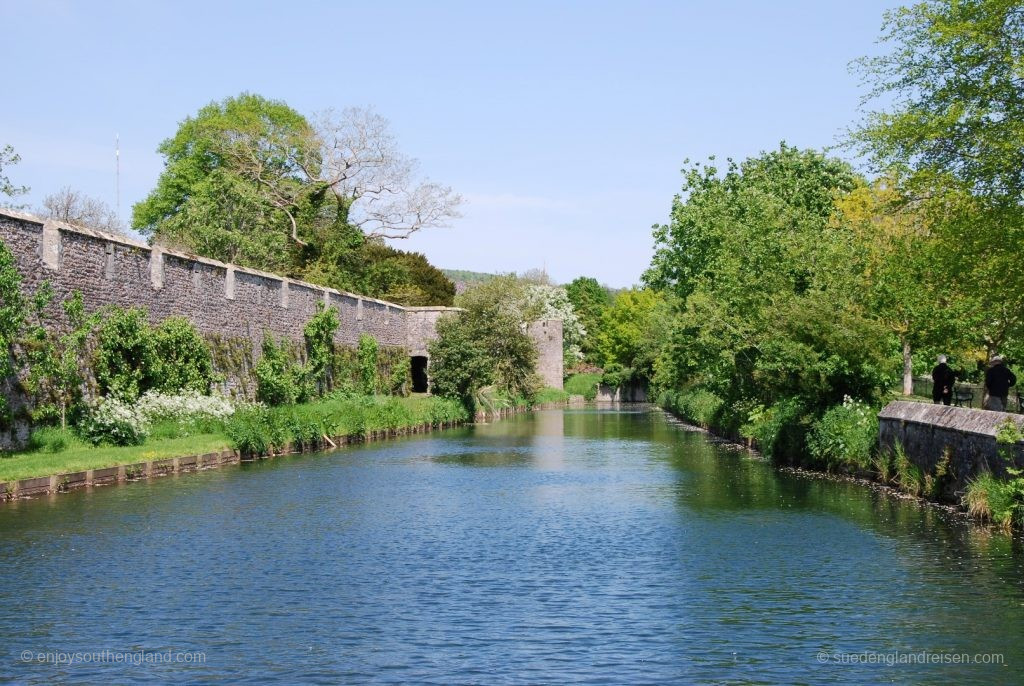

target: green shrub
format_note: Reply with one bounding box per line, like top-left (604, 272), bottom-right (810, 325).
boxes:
top-left (26, 426), bottom-right (87, 454)
top-left (806, 396), bottom-right (879, 471)
top-left (152, 317), bottom-right (216, 393)
top-left (600, 363), bottom-right (635, 389)
top-left (255, 337), bottom-right (306, 406)
top-left (740, 397), bottom-right (808, 463)
top-left (565, 373), bottom-right (601, 400)
top-left (964, 471), bottom-right (1024, 530)
top-left (93, 307), bottom-right (158, 401)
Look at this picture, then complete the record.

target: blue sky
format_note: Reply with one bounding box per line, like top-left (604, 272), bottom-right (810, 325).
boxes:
top-left (2, 0), bottom-right (899, 287)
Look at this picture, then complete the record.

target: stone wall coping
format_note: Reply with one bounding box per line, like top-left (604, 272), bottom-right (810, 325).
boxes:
top-left (878, 400), bottom-right (1024, 440)
top-left (0, 208), bottom-right (410, 310)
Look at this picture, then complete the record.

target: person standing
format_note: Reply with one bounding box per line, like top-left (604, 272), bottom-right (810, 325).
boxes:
top-left (931, 355), bottom-right (956, 406)
top-left (984, 355), bottom-right (1017, 411)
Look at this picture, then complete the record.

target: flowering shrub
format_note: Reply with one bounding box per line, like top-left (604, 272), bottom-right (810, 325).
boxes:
top-left (136, 390), bottom-right (235, 424)
top-left (522, 284), bottom-right (586, 362)
top-left (807, 396), bottom-right (878, 471)
top-left (81, 397), bottom-right (149, 446)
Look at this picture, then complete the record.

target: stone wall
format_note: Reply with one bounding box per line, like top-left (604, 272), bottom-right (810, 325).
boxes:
top-left (528, 319), bottom-right (563, 390)
top-left (0, 209), bottom-right (564, 443)
top-left (878, 401), bottom-right (1024, 499)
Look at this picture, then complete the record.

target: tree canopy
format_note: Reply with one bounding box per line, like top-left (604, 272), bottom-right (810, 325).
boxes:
top-left (132, 93), bottom-right (459, 306)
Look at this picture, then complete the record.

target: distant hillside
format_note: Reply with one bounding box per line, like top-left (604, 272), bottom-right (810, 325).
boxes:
top-left (442, 269), bottom-right (499, 294)
top-left (442, 269), bottom-right (498, 284)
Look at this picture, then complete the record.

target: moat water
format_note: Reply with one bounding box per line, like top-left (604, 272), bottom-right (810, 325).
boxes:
top-left (2, 407), bottom-right (1023, 684)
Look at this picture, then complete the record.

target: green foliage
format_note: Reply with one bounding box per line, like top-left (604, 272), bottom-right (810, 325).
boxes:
top-left (0, 239), bottom-right (30, 425)
top-left (92, 307), bottom-right (158, 401)
top-left (427, 314), bottom-right (493, 406)
top-left (661, 389), bottom-right (724, 429)
top-left (224, 394), bottom-right (469, 456)
top-left (304, 304), bottom-right (339, 395)
top-left (646, 145), bottom-right (891, 415)
top-left (592, 289), bottom-right (665, 381)
top-left (23, 290), bottom-right (98, 428)
top-left (357, 333), bottom-right (379, 395)
top-left (739, 397), bottom-right (809, 464)
top-left (133, 93), bottom-right (319, 272)
top-left (429, 276), bottom-right (540, 408)
top-left (533, 387), bottom-right (570, 404)
top-left (964, 471), bottom-right (1024, 530)
top-left (852, 0), bottom-right (1024, 200)
top-left (806, 397), bottom-right (879, 472)
top-left (564, 373), bottom-right (602, 401)
top-left (26, 426), bottom-right (87, 454)
top-left (254, 336), bottom-right (306, 406)
top-left (152, 317), bottom-right (216, 393)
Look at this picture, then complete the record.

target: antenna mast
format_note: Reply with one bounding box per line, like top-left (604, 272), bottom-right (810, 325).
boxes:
top-left (115, 133), bottom-right (120, 225)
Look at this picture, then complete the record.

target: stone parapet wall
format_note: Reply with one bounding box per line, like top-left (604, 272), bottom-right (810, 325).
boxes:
top-left (878, 401), bottom-right (1024, 498)
top-left (0, 209), bottom-right (564, 444)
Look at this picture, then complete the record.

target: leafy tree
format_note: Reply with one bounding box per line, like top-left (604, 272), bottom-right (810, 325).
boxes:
top-left (23, 290), bottom-right (99, 428)
top-left (566, 276), bottom-right (611, 359)
top-left (646, 144), bottom-right (892, 413)
top-left (427, 314), bottom-right (492, 405)
top-left (133, 93), bottom-right (319, 272)
top-left (852, 0), bottom-right (1024, 200)
top-left (430, 275), bottom-right (539, 407)
top-left (852, 0), bottom-right (1024, 361)
top-left (592, 288), bottom-right (666, 382)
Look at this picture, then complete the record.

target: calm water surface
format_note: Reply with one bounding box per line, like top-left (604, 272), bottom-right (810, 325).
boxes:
top-left (1, 407), bottom-right (1023, 684)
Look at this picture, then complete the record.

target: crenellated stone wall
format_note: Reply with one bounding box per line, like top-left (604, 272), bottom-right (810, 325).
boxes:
top-left (0, 209), bottom-right (563, 446)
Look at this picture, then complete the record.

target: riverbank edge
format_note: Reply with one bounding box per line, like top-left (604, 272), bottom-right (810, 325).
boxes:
top-left (659, 405), bottom-right (975, 523)
top-left (0, 400), bottom-right (573, 502)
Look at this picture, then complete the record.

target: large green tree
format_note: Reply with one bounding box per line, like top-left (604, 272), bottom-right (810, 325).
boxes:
top-left (646, 144), bottom-right (893, 411)
top-left (133, 93), bottom-right (321, 272)
top-left (853, 0), bottom-right (1024, 201)
top-left (852, 0), bottom-right (1024, 361)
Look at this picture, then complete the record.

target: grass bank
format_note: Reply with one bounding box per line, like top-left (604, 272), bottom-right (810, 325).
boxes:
top-left (1, 390), bottom-right (570, 487)
top-left (0, 394), bottom-right (469, 483)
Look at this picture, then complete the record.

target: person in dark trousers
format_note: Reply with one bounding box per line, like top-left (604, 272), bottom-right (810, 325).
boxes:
top-left (931, 355), bottom-right (955, 405)
top-left (984, 355), bottom-right (1017, 412)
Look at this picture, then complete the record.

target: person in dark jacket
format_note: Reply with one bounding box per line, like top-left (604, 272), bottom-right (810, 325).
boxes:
top-left (931, 355), bottom-right (955, 405)
top-left (984, 355), bottom-right (1017, 411)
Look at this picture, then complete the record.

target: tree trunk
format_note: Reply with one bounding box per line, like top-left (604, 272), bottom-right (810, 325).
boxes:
top-left (902, 337), bottom-right (914, 396)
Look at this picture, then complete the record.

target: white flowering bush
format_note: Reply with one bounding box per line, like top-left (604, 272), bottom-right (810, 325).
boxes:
top-left (81, 397), bottom-right (150, 446)
top-left (136, 390), bottom-right (235, 424)
top-left (807, 395), bottom-right (879, 471)
top-left (522, 284), bottom-right (586, 362)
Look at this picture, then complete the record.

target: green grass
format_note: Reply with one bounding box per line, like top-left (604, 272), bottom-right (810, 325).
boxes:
top-left (0, 431), bottom-right (230, 482)
top-left (564, 373), bottom-right (602, 400)
top-left (534, 387), bottom-right (570, 404)
top-left (0, 394), bottom-right (472, 483)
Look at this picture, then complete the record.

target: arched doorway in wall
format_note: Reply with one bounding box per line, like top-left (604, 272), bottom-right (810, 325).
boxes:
top-left (411, 356), bottom-right (429, 393)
